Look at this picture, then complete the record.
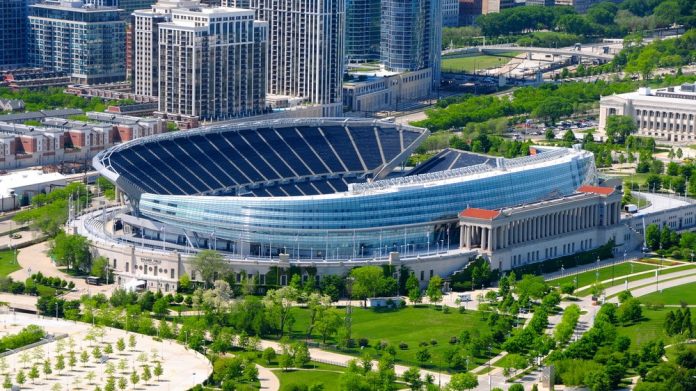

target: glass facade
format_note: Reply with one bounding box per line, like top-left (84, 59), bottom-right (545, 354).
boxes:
top-left (0, 0), bottom-right (31, 68)
top-left (135, 149), bottom-right (595, 260)
top-left (28, 3), bottom-right (126, 84)
top-left (345, 0), bottom-right (380, 63)
top-left (380, 0), bottom-right (441, 87)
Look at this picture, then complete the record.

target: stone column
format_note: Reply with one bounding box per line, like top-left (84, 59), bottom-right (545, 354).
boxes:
top-left (481, 227), bottom-right (488, 250)
top-left (489, 228), bottom-right (495, 251)
top-left (460, 225), bottom-right (466, 248)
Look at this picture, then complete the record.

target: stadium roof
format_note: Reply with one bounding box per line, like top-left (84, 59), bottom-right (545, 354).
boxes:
top-left (94, 118), bottom-right (429, 200)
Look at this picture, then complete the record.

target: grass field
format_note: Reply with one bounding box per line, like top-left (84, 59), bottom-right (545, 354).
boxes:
top-left (275, 368), bottom-right (343, 391)
top-left (441, 52), bottom-right (519, 72)
top-left (596, 264), bottom-right (696, 298)
top-left (0, 249), bottom-right (20, 277)
top-left (638, 281), bottom-right (696, 306)
top-left (550, 262), bottom-right (657, 289)
top-left (288, 306), bottom-right (493, 371)
top-left (616, 307), bottom-right (675, 351)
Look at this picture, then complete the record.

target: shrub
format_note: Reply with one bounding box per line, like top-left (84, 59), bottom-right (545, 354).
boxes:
top-left (449, 337), bottom-right (459, 345)
top-left (399, 342), bottom-right (409, 350)
top-left (419, 341), bottom-right (428, 347)
top-left (430, 339), bottom-right (437, 346)
top-left (358, 338), bottom-right (369, 348)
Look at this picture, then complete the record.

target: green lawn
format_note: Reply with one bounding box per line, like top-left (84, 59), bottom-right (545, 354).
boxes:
top-left (638, 281), bottom-right (696, 306)
top-left (0, 249), bottom-right (20, 277)
top-left (275, 368), bottom-right (343, 391)
top-left (616, 307), bottom-right (675, 351)
top-left (549, 262), bottom-right (657, 289)
top-left (441, 52), bottom-right (519, 72)
top-left (287, 306), bottom-right (493, 371)
top-left (595, 264), bottom-right (696, 298)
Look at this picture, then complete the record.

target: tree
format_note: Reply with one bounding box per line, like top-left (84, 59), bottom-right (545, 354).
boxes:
top-left (91, 256), bottom-right (109, 281)
top-left (28, 366), bottom-right (39, 384)
top-left (116, 337), bottom-right (125, 352)
top-left (646, 174), bottom-right (662, 192)
top-left (262, 347), bottom-right (277, 365)
top-left (118, 376), bottom-right (127, 391)
top-left (406, 274), bottom-right (422, 304)
top-left (55, 354), bottom-right (65, 374)
top-left (128, 334), bottom-right (136, 350)
top-left (86, 370), bottom-right (96, 385)
top-left (605, 115), bottom-right (637, 145)
top-left (43, 359), bottom-right (52, 378)
top-left (293, 342), bottom-right (311, 368)
top-left (619, 298), bottom-right (643, 324)
top-left (191, 250), bottom-right (229, 287)
top-left (545, 128), bottom-right (555, 141)
top-left (426, 276), bottom-right (443, 305)
top-left (15, 370), bottom-right (25, 387)
top-left (447, 372), bottom-right (478, 391)
top-left (263, 286), bottom-right (299, 337)
top-left (416, 348), bottom-right (431, 365)
top-left (315, 308), bottom-right (343, 344)
top-left (350, 266), bottom-right (390, 303)
top-left (403, 367), bottom-right (423, 391)
top-left (81, 349), bottom-right (89, 365)
top-left (2, 375), bottom-right (10, 390)
top-left (50, 233), bottom-right (91, 272)
top-left (645, 224), bottom-right (661, 250)
top-left (533, 98), bottom-right (573, 125)
top-left (153, 361), bottom-right (163, 382)
top-left (142, 365), bottom-right (152, 385)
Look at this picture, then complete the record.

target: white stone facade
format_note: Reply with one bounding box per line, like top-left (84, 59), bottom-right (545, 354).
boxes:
top-left (599, 84), bottom-right (696, 143)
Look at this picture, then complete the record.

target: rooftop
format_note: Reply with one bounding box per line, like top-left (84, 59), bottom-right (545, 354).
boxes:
top-left (0, 170), bottom-right (66, 197)
top-left (459, 208), bottom-right (500, 220)
top-left (577, 185), bottom-right (615, 196)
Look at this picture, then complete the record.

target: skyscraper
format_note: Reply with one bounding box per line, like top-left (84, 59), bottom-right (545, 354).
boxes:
top-left (28, 0), bottom-right (126, 84)
top-left (133, 0), bottom-right (201, 96)
top-left (345, 0), bottom-right (380, 63)
top-left (225, 0), bottom-right (345, 116)
top-left (380, 0), bottom-right (441, 89)
top-left (156, 7), bottom-right (267, 121)
top-left (0, 0), bottom-right (31, 69)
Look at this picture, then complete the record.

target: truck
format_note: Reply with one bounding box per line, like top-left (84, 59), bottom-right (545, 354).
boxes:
top-left (624, 204), bottom-right (638, 213)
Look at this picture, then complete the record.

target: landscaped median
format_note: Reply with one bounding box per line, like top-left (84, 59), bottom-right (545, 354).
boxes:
top-left (568, 262), bottom-right (696, 297)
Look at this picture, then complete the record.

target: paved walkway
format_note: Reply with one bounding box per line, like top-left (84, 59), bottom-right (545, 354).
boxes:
top-left (9, 241), bottom-right (116, 299)
top-left (257, 364), bottom-right (280, 390)
top-left (0, 312), bottom-right (212, 390)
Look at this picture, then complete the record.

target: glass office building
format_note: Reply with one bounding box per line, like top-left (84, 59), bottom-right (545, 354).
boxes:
top-left (345, 0), bottom-right (381, 63)
top-left (28, 1), bottom-right (126, 84)
top-left (94, 118), bottom-right (597, 261)
top-left (0, 0), bottom-right (33, 69)
top-left (380, 0), bottom-right (441, 88)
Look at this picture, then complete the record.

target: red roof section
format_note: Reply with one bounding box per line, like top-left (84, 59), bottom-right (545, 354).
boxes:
top-left (459, 208), bottom-right (501, 220)
top-left (577, 185), bottom-right (615, 196)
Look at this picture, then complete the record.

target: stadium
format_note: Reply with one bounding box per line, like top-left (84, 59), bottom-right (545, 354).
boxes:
top-left (84, 118), bottom-right (597, 289)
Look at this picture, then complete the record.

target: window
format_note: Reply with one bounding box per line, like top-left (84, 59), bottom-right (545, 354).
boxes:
top-left (420, 270), bottom-right (424, 281)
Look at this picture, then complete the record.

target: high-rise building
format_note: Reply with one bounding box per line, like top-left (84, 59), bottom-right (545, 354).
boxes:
top-left (225, 0), bottom-right (345, 116)
top-left (458, 0), bottom-right (482, 25)
top-left (0, 0), bottom-right (31, 69)
top-left (345, 0), bottom-right (380, 63)
top-left (442, 0), bottom-right (460, 26)
top-left (117, 0), bottom-right (157, 13)
top-left (156, 7), bottom-right (267, 121)
top-left (133, 0), bottom-right (201, 97)
top-left (380, 0), bottom-right (441, 89)
top-left (28, 0), bottom-right (126, 84)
